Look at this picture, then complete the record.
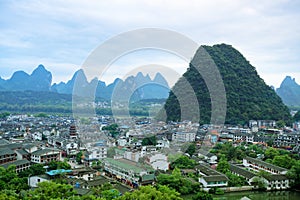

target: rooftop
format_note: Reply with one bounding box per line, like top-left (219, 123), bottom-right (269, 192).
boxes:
top-left (196, 164), bottom-right (223, 176)
top-left (244, 156), bottom-right (288, 172)
top-left (46, 169), bottom-right (72, 176)
top-left (230, 164), bottom-right (257, 179)
top-left (104, 158), bottom-right (153, 174)
top-left (0, 148), bottom-right (15, 156)
top-left (32, 148), bottom-right (60, 156)
top-left (1, 159), bottom-right (30, 168)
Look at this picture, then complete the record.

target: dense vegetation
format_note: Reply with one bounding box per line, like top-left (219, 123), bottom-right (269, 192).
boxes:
top-left (164, 44), bottom-right (292, 125)
top-left (0, 91), bottom-right (164, 116)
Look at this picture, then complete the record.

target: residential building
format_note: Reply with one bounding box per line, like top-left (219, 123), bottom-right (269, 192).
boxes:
top-left (28, 175), bottom-right (50, 188)
top-left (103, 158), bottom-right (155, 186)
top-left (31, 148), bottom-right (61, 164)
top-left (196, 164), bottom-right (228, 188)
top-left (230, 163), bottom-right (290, 190)
top-left (243, 156), bottom-right (288, 174)
top-left (1, 159), bottom-right (31, 173)
top-left (145, 153), bottom-right (169, 171)
top-left (172, 132), bottom-right (196, 142)
top-left (0, 148), bottom-right (16, 164)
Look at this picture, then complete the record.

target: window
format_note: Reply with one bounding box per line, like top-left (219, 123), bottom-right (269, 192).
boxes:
top-left (37, 179), bottom-right (40, 182)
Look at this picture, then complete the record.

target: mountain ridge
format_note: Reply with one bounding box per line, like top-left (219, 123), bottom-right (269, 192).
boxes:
top-left (276, 76), bottom-right (300, 107)
top-left (0, 65), bottom-right (170, 101)
top-left (163, 44), bottom-right (291, 124)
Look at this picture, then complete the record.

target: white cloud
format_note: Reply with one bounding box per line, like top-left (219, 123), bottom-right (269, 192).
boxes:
top-left (0, 0), bottom-right (299, 87)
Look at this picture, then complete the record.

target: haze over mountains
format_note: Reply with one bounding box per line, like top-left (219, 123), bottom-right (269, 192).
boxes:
top-left (276, 76), bottom-right (300, 107)
top-left (0, 65), bottom-right (170, 101)
top-left (0, 44), bottom-right (298, 121)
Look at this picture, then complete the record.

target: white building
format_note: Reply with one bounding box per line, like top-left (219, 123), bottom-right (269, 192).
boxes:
top-left (124, 151), bottom-right (140, 163)
top-left (145, 153), bottom-right (169, 171)
top-left (172, 132), bottom-right (196, 142)
top-left (28, 175), bottom-right (50, 188)
top-left (31, 148), bottom-right (61, 164)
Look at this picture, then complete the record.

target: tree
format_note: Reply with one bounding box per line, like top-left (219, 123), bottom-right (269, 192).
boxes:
top-left (287, 160), bottom-right (300, 188)
top-left (142, 135), bottom-right (157, 146)
top-left (48, 160), bottom-right (71, 170)
top-left (264, 147), bottom-right (279, 160)
top-left (116, 185), bottom-right (182, 200)
top-left (156, 168), bottom-right (200, 195)
top-left (76, 151), bottom-right (83, 164)
top-left (27, 181), bottom-right (76, 199)
top-left (216, 157), bottom-right (229, 174)
top-left (272, 155), bottom-right (296, 169)
top-left (276, 120), bottom-right (285, 128)
top-left (101, 189), bottom-right (120, 200)
top-left (170, 156), bottom-right (196, 169)
top-left (225, 172), bottom-right (247, 187)
top-left (185, 143), bottom-right (196, 157)
top-left (19, 164), bottom-right (46, 178)
top-left (192, 191), bottom-right (213, 200)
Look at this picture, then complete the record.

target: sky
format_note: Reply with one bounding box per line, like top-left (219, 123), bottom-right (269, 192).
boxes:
top-left (0, 0), bottom-right (300, 88)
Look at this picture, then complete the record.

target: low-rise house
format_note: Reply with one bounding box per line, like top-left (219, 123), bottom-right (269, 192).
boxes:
top-left (103, 158), bottom-right (155, 187)
top-left (31, 148), bottom-right (61, 164)
top-left (261, 174), bottom-right (290, 190)
top-left (28, 174), bottom-right (50, 188)
top-left (243, 157), bottom-right (288, 174)
top-left (71, 168), bottom-right (96, 181)
top-left (196, 164), bottom-right (228, 188)
top-left (230, 163), bottom-right (259, 185)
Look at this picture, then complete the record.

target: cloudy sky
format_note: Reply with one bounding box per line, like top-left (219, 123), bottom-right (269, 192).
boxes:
top-left (0, 0), bottom-right (299, 88)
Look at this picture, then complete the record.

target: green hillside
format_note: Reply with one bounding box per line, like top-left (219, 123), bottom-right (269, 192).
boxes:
top-left (164, 44), bottom-right (291, 125)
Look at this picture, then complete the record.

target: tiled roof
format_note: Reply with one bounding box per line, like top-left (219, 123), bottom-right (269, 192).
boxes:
top-left (202, 175), bottom-right (228, 182)
top-left (104, 158), bottom-right (153, 174)
top-left (262, 174), bottom-right (290, 181)
top-left (230, 164), bottom-right (257, 179)
top-left (32, 148), bottom-right (60, 156)
top-left (16, 149), bottom-right (29, 155)
top-left (1, 159), bottom-right (30, 168)
top-left (0, 148), bottom-right (15, 156)
top-left (244, 157), bottom-right (288, 172)
top-left (196, 164), bottom-right (222, 176)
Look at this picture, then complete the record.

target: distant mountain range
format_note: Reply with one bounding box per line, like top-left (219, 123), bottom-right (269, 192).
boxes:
top-left (276, 76), bottom-right (300, 107)
top-left (0, 65), bottom-right (170, 101)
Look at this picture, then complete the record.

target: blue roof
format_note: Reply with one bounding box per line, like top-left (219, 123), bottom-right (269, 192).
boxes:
top-left (46, 169), bottom-right (73, 176)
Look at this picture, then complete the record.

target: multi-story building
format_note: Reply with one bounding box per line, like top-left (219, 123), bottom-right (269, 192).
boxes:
top-left (1, 159), bottom-right (30, 173)
top-left (0, 148), bottom-right (17, 164)
top-left (172, 132), bottom-right (196, 142)
top-left (274, 133), bottom-right (300, 148)
top-left (31, 148), bottom-right (61, 164)
top-left (145, 153), bottom-right (169, 171)
top-left (233, 133), bottom-right (254, 143)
